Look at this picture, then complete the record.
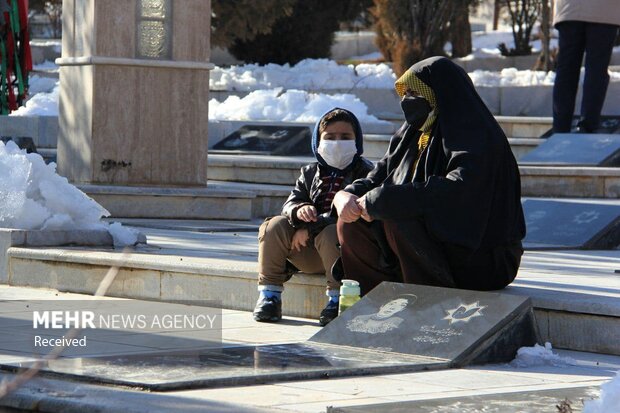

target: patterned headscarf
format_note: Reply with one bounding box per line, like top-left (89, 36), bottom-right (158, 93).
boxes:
top-left (395, 69), bottom-right (438, 134)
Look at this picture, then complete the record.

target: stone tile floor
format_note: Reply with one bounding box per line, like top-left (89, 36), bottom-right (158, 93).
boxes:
top-left (0, 285), bottom-right (618, 412)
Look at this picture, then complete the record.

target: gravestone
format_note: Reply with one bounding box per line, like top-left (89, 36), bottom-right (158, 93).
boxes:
top-left (539, 115), bottom-right (620, 138)
top-left (311, 282), bottom-right (538, 366)
top-left (56, 0), bottom-right (212, 186)
top-left (520, 133), bottom-right (620, 166)
top-left (211, 125), bottom-right (313, 156)
top-left (0, 283), bottom-right (538, 390)
top-left (523, 199), bottom-right (620, 249)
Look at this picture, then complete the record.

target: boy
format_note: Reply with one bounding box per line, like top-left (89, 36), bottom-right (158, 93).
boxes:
top-left (253, 108), bottom-right (374, 325)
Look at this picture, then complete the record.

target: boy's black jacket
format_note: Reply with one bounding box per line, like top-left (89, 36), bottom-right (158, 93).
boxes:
top-left (282, 158), bottom-right (374, 238)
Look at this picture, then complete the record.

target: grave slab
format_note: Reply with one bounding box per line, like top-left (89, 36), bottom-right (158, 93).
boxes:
top-left (212, 125), bottom-right (313, 156)
top-left (328, 385), bottom-right (600, 413)
top-left (310, 282), bottom-right (538, 367)
top-left (523, 199), bottom-right (620, 249)
top-left (520, 133), bottom-right (620, 166)
top-left (0, 283), bottom-right (537, 390)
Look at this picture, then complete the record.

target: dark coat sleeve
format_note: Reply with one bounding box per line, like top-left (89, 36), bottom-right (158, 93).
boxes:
top-left (282, 164), bottom-right (316, 228)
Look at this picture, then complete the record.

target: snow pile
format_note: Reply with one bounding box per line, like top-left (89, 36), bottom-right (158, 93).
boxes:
top-left (583, 371), bottom-right (620, 413)
top-left (27, 75), bottom-right (58, 95)
top-left (209, 88), bottom-right (389, 124)
top-left (0, 141), bottom-right (138, 247)
top-left (469, 68), bottom-right (556, 87)
top-left (10, 84), bottom-right (59, 116)
top-left (210, 58), bottom-right (396, 91)
top-left (510, 342), bottom-right (577, 368)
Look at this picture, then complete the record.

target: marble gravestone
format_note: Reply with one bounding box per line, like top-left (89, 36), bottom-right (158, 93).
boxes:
top-left (0, 283), bottom-right (538, 390)
top-left (311, 282), bottom-right (538, 367)
top-left (539, 115), bottom-right (620, 138)
top-left (211, 125), bottom-right (313, 156)
top-left (520, 133), bottom-right (620, 166)
top-left (523, 199), bottom-right (620, 249)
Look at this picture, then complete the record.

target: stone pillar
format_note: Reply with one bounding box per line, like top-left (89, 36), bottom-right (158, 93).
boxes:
top-left (57, 0), bottom-right (212, 186)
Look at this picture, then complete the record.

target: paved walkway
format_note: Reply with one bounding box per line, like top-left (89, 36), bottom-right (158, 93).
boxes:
top-left (0, 284), bottom-right (618, 412)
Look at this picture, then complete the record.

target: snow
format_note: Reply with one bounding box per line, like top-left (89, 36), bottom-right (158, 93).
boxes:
top-left (210, 58), bottom-right (396, 91)
top-left (209, 88), bottom-right (389, 124)
top-left (583, 371), bottom-right (620, 413)
top-left (0, 141), bottom-right (138, 247)
top-left (510, 342), bottom-right (577, 368)
top-left (10, 84), bottom-right (59, 117)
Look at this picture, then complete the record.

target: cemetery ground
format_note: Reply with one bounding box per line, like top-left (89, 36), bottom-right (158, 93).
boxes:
top-left (0, 217), bottom-right (619, 412)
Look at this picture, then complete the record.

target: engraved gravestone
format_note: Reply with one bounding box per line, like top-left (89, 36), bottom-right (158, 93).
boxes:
top-left (523, 199), bottom-right (620, 249)
top-left (0, 283), bottom-right (537, 390)
top-left (520, 133), bottom-right (620, 166)
top-left (211, 125), bottom-right (313, 156)
top-left (310, 282), bottom-right (538, 366)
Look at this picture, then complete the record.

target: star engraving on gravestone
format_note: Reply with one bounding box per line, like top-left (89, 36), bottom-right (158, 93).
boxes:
top-left (442, 301), bottom-right (487, 325)
top-left (346, 295), bottom-right (417, 334)
top-left (573, 210), bottom-right (600, 224)
top-left (412, 325), bottom-right (463, 344)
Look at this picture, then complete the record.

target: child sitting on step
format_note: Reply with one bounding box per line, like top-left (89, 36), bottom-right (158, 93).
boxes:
top-left (253, 108), bottom-right (374, 326)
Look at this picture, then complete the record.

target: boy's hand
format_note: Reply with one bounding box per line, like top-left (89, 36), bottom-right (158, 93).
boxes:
top-left (297, 205), bottom-right (318, 222)
top-left (356, 196), bottom-right (374, 222)
top-left (334, 191), bottom-right (361, 223)
top-left (291, 228), bottom-right (309, 252)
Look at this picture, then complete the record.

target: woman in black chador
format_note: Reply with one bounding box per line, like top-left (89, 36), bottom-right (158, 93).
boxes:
top-left (333, 56), bottom-right (526, 295)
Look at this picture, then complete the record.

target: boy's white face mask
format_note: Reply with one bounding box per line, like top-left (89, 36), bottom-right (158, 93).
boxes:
top-left (318, 140), bottom-right (357, 170)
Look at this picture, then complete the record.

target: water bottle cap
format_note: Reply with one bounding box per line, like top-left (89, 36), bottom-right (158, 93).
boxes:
top-left (340, 279), bottom-right (360, 296)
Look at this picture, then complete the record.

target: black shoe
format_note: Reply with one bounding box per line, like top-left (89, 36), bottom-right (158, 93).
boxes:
top-left (253, 296), bottom-right (282, 322)
top-left (319, 301), bottom-right (339, 326)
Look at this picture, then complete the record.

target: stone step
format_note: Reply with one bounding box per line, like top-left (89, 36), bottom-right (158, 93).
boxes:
top-left (364, 134), bottom-right (541, 160)
top-left (6, 242), bottom-right (620, 355)
top-left (79, 184), bottom-right (256, 220)
top-left (208, 155), bottom-right (620, 199)
top-left (0, 116), bottom-right (551, 154)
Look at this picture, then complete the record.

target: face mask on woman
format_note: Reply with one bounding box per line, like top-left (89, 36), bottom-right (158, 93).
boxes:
top-left (317, 140), bottom-right (357, 170)
top-left (400, 95), bottom-right (432, 130)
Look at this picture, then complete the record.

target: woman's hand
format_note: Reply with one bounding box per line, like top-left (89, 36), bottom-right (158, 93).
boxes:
top-left (291, 228), bottom-right (309, 252)
top-left (334, 191), bottom-right (362, 223)
top-left (296, 205), bottom-right (318, 222)
top-left (356, 195), bottom-right (374, 222)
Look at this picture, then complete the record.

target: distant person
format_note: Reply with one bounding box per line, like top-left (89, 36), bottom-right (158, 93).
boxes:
top-left (552, 0), bottom-right (620, 133)
top-left (253, 108), bottom-right (374, 325)
top-left (334, 57), bottom-right (526, 296)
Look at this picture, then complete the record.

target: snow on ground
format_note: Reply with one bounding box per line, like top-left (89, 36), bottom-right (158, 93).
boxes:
top-left (511, 342), bottom-right (620, 411)
top-left (10, 84), bottom-right (59, 116)
top-left (0, 141), bottom-right (139, 247)
top-left (209, 88), bottom-right (388, 124)
top-left (210, 58), bottom-right (396, 91)
top-left (34, 60), bottom-right (60, 73)
top-left (583, 371), bottom-right (620, 413)
top-left (510, 342), bottom-right (577, 368)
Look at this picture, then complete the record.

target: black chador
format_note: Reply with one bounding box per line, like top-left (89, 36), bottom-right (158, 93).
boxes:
top-left (336, 56), bottom-right (526, 295)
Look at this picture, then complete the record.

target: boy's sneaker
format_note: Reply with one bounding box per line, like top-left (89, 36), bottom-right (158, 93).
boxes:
top-left (319, 300), bottom-right (338, 326)
top-left (253, 295), bottom-right (282, 322)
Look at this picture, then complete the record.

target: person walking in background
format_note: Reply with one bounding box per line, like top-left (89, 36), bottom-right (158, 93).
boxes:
top-left (253, 108), bottom-right (373, 326)
top-left (552, 0), bottom-right (620, 133)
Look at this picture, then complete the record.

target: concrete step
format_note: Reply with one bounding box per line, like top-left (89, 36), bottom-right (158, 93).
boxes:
top-left (78, 184), bottom-right (257, 220)
top-left (6, 235), bottom-right (620, 355)
top-left (0, 116), bottom-right (550, 155)
top-left (364, 134), bottom-right (541, 160)
top-left (208, 154), bottom-right (620, 199)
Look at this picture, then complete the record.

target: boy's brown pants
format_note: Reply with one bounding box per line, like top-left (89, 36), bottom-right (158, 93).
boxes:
top-left (258, 216), bottom-right (341, 292)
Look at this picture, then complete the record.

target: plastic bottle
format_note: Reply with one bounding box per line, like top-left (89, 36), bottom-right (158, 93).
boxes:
top-left (338, 279), bottom-right (361, 315)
